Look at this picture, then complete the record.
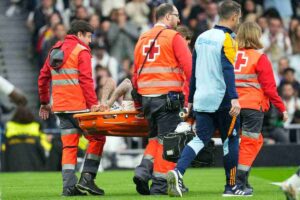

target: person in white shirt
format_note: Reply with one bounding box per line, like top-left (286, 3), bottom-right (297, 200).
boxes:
top-left (0, 76), bottom-right (27, 106)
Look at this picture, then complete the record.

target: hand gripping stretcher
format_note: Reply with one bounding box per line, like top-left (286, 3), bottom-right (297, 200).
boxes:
top-left (73, 111), bottom-right (149, 137)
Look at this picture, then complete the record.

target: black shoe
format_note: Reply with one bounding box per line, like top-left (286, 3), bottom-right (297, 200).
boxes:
top-left (76, 173), bottom-right (105, 195)
top-left (181, 182), bottom-right (189, 193)
top-left (62, 186), bottom-right (87, 196)
top-left (133, 176), bottom-right (150, 195)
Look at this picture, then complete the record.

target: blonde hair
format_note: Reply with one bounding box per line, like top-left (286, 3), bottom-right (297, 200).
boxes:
top-left (236, 22), bottom-right (263, 50)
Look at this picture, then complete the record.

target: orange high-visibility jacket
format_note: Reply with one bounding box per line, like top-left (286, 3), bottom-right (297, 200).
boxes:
top-left (134, 26), bottom-right (185, 95)
top-left (235, 49), bottom-right (270, 111)
top-left (50, 44), bottom-right (88, 112)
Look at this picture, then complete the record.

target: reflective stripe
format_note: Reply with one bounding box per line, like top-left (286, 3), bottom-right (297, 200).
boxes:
top-left (86, 153), bottom-right (101, 161)
top-left (153, 172), bottom-right (166, 179)
top-left (6, 121), bottom-right (40, 138)
top-left (143, 154), bottom-right (154, 162)
top-left (138, 81), bottom-right (183, 88)
top-left (237, 164), bottom-right (251, 171)
top-left (235, 82), bottom-right (261, 89)
top-left (139, 67), bottom-right (180, 74)
top-left (51, 69), bottom-right (79, 75)
top-left (242, 130), bottom-right (260, 139)
top-left (62, 164), bottom-right (76, 170)
top-left (235, 74), bottom-right (257, 80)
top-left (61, 128), bottom-right (80, 135)
top-left (52, 79), bottom-right (79, 86)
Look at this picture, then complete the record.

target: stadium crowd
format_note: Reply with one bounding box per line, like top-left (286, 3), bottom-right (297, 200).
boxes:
top-left (1, 0), bottom-right (300, 171)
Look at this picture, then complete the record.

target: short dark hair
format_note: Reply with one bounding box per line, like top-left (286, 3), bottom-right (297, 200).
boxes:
top-left (12, 106), bottom-right (35, 124)
top-left (219, 0), bottom-right (241, 20)
top-left (67, 20), bottom-right (94, 35)
top-left (284, 67), bottom-right (295, 75)
top-left (155, 3), bottom-right (174, 21)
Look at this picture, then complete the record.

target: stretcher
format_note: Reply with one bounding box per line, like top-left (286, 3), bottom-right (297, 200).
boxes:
top-left (73, 111), bottom-right (149, 137)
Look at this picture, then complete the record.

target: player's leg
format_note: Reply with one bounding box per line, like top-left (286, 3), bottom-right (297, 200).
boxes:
top-left (217, 110), bottom-right (251, 196)
top-left (167, 112), bottom-right (215, 197)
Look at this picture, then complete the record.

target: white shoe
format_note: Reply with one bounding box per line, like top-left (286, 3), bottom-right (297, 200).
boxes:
top-left (167, 170), bottom-right (183, 197)
top-left (281, 175), bottom-right (300, 200)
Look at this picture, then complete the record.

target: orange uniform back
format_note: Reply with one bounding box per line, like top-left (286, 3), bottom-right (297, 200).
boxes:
top-left (51, 44), bottom-right (88, 112)
top-left (235, 49), bottom-right (270, 111)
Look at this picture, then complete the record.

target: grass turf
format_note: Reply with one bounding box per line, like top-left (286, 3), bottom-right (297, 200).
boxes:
top-left (0, 167), bottom-right (298, 200)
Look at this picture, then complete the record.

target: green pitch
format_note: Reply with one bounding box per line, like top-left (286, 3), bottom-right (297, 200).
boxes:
top-left (0, 167), bottom-right (297, 200)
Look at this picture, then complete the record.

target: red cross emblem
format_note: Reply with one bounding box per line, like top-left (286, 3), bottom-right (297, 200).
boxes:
top-left (234, 51), bottom-right (248, 72)
top-left (143, 39), bottom-right (160, 62)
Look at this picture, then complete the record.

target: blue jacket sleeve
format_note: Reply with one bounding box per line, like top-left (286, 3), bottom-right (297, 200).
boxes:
top-left (221, 34), bottom-right (238, 99)
top-left (188, 50), bottom-right (197, 103)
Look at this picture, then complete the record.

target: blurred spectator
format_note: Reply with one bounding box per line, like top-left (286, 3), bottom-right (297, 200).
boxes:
top-left (72, 5), bottom-right (89, 21)
top-left (274, 57), bottom-right (290, 85)
top-left (107, 8), bottom-right (139, 63)
top-left (99, 0), bottom-right (125, 18)
top-left (281, 83), bottom-right (300, 126)
top-left (125, 0), bottom-right (150, 29)
top-left (118, 58), bottom-right (133, 84)
top-left (92, 46), bottom-right (119, 82)
top-left (187, 4), bottom-right (207, 46)
top-left (176, 0), bottom-right (194, 26)
top-left (27, 0), bottom-right (60, 49)
top-left (288, 16), bottom-right (300, 40)
top-left (291, 24), bottom-right (300, 54)
top-left (242, 0), bottom-right (263, 21)
top-left (37, 12), bottom-right (63, 65)
top-left (205, 2), bottom-right (219, 29)
top-left (88, 14), bottom-right (102, 48)
top-left (61, 0), bottom-right (94, 28)
top-left (42, 23), bottom-right (67, 63)
top-left (263, 0), bottom-right (294, 28)
top-left (261, 17), bottom-right (292, 65)
top-left (279, 68), bottom-right (300, 97)
top-left (3, 106), bottom-right (51, 171)
top-left (257, 15), bottom-right (268, 34)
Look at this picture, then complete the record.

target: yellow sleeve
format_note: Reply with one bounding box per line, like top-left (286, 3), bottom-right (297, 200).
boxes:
top-left (223, 33), bottom-right (238, 65)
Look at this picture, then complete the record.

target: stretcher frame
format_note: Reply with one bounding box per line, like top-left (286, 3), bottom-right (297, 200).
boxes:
top-left (74, 111), bottom-right (149, 137)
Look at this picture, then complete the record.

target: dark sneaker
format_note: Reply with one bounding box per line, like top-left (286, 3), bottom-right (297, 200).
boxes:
top-left (167, 170), bottom-right (183, 197)
top-left (133, 176), bottom-right (150, 195)
top-left (222, 185), bottom-right (253, 197)
top-left (181, 182), bottom-right (189, 193)
top-left (62, 186), bottom-right (87, 196)
top-left (76, 173), bottom-right (105, 195)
